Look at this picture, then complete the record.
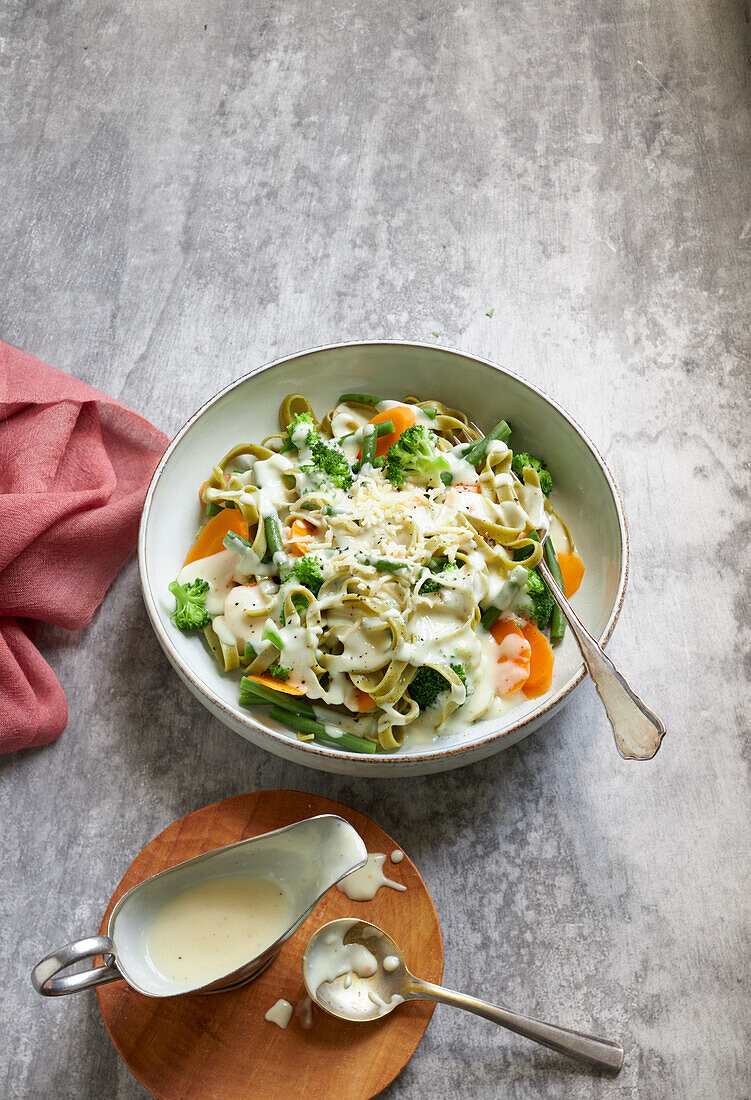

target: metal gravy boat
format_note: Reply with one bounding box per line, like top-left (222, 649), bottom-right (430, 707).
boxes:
top-left (31, 815), bottom-right (366, 999)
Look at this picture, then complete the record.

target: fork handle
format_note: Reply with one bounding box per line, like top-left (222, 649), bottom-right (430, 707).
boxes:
top-left (537, 559), bottom-right (665, 760)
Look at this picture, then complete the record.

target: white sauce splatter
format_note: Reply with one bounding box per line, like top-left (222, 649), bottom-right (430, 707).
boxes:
top-left (264, 998), bottom-right (293, 1029)
top-left (336, 853), bottom-right (406, 901)
top-left (390, 849), bottom-right (404, 864)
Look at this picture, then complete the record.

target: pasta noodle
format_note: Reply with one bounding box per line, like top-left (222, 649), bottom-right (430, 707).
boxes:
top-left (170, 393), bottom-right (581, 752)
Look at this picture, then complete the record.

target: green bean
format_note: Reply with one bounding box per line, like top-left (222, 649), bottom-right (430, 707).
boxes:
top-left (544, 539), bottom-right (567, 646)
top-left (239, 678), bottom-right (315, 716)
top-left (462, 419), bottom-right (511, 468)
top-left (338, 393), bottom-right (383, 407)
top-left (361, 557), bottom-right (408, 572)
top-left (264, 514), bottom-right (286, 563)
top-left (205, 501), bottom-right (221, 517)
top-left (243, 642), bottom-right (257, 662)
top-left (269, 707), bottom-right (377, 754)
top-left (360, 424), bottom-right (378, 467)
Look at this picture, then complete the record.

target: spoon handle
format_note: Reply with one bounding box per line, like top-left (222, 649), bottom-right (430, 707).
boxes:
top-left (537, 558), bottom-right (665, 760)
top-left (407, 978), bottom-right (624, 1073)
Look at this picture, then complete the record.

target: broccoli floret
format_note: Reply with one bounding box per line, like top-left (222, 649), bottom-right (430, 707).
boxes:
top-left (284, 553), bottom-right (323, 596)
top-left (523, 569), bottom-right (555, 629)
top-left (168, 578), bottom-right (211, 630)
top-left (511, 451), bottom-right (553, 495)
top-left (282, 411), bottom-right (315, 452)
top-left (384, 425), bottom-right (450, 489)
top-left (408, 662), bottom-right (467, 709)
top-left (267, 662), bottom-right (291, 681)
top-left (284, 412), bottom-right (353, 491)
top-left (421, 558), bottom-right (458, 593)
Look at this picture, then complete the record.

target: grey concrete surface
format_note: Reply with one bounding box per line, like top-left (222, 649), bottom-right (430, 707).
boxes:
top-left (1, 0), bottom-right (750, 1097)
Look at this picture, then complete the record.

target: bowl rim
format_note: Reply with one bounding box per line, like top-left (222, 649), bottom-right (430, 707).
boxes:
top-left (138, 339), bottom-right (629, 768)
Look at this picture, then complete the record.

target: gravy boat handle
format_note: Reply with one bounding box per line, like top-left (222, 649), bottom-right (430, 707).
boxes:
top-left (31, 935), bottom-right (123, 996)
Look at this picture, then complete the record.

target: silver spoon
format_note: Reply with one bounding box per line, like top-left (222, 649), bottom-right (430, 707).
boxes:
top-left (462, 422), bottom-right (665, 761)
top-left (303, 920), bottom-right (624, 1073)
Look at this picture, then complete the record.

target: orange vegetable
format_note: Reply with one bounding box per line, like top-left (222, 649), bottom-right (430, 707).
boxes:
top-left (352, 688), bottom-right (376, 712)
top-left (557, 551), bottom-right (585, 597)
top-left (184, 509), bottom-right (249, 566)
top-left (360, 405), bottom-right (416, 459)
top-left (520, 622), bottom-right (555, 698)
top-left (490, 619), bottom-right (532, 695)
top-left (244, 674), bottom-right (305, 696)
top-left (287, 517), bottom-right (316, 557)
top-left (198, 479), bottom-right (208, 503)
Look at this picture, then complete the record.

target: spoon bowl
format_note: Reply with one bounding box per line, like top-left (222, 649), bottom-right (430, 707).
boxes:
top-left (303, 919), bottom-right (406, 1022)
top-left (303, 919), bottom-right (624, 1074)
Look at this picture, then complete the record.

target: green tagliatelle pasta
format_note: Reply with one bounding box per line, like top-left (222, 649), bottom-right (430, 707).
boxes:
top-left (169, 392), bottom-right (577, 753)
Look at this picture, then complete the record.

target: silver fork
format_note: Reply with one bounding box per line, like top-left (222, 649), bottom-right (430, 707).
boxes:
top-left (460, 422), bottom-right (665, 760)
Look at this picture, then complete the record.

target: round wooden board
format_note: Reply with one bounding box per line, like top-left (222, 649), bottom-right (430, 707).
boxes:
top-left (97, 790), bottom-right (444, 1100)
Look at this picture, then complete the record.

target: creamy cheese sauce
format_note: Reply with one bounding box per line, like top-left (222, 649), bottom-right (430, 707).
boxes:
top-left (336, 853), bottom-right (406, 901)
top-left (145, 875), bottom-right (293, 990)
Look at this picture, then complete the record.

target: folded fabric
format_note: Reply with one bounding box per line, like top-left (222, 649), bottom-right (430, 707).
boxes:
top-left (0, 341), bottom-right (169, 753)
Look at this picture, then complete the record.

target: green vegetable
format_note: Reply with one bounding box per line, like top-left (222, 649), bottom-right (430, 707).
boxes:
top-left (338, 393), bottom-right (383, 407)
top-left (384, 425), bottom-right (450, 489)
top-left (239, 677), bottom-right (315, 715)
top-left (284, 412), bottom-right (353, 491)
top-left (268, 706), bottom-right (377, 754)
top-left (361, 558), bottom-right (408, 573)
top-left (511, 452), bottom-right (553, 495)
top-left (243, 642), bottom-right (257, 661)
top-left (524, 569), bottom-right (555, 629)
top-left (408, 663), bottom-right (466, 709)
top-left (263, 624), bottom-right (285, 650)
top-left (421, 558), bottom-right (458, 593)
top-left (360, 424), bottom-right (378, 468)
top-left (543, 540), bottom-right (566, 645)
top-left (205, 501), bottom-right (221, 517)
top-left (480, 605), bottom-right (501, 630)
top-left (283, 553), bottom-right (323, 596)
top-left (267, 662), bottom-right (290, 681)
top-left (264, 514), bottom-right (286, 562)
top-left (168, 578), bottom-right (211, 630)
top-left (461, 419), bottom-right (511, 469)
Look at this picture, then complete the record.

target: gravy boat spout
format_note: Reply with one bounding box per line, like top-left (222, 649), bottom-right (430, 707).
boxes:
top-left (31, 815), bottom-right (367, 999)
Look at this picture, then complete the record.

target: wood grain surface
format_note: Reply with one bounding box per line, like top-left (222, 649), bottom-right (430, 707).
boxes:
top-left (96, 791), bottom-right (443, 1100)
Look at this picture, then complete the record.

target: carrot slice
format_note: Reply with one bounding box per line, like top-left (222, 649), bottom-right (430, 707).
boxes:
top-left (557, 551), bottom-right (585, 597)
top-left (359, 405), bottom-right (417, 459)
top-left (287, 517), bottom-right (315, 557)
top-left (244, 674), bottom-right (305, 696)
top-left (520, 622), bottom-right (555, 698)
top-left (184, 509), bottom-right (249, 566)
top-left (352, 688), bottom-right (376, 712)
top-left (198, 479), bottom-right (208, 503)
top-left (490, 619), bottom-right (532, 695)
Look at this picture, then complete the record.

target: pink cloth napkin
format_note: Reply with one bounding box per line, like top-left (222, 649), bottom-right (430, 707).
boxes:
top-left (0, 341), bottom-right (169, 753)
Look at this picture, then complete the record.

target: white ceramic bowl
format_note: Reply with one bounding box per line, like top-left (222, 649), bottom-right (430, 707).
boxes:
top-left (138, 342), bottom-right (627, 776)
